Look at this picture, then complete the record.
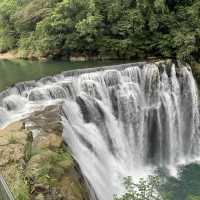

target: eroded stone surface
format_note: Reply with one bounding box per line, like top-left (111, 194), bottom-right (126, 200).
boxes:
top-left (0, 105), bottom-right (89, 200)
top-left (0, 122), bottom-right (26, 166)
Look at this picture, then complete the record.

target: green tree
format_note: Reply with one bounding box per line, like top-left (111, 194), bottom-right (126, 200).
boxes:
top-left (114, 176), bottom-right (161, 200)
top-left (0, 0), bottom-right (19, 52)
top-left (0, 0), bottom-right (200, 62)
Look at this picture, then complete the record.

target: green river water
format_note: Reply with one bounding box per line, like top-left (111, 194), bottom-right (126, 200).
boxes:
top-left (0, 59), bottom-right (128, 91)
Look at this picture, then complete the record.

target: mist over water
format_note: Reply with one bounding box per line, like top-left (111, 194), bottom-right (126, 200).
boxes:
top-left (0, 61), bottom-right (200, 200)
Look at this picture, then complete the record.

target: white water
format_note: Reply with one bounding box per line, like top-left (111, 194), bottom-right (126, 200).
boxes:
top-left (0, 61), bottom-right (200, 200)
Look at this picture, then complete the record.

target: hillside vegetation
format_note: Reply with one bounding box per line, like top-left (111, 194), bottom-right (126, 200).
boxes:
top-left (0, 0), bottom-right (200, 61)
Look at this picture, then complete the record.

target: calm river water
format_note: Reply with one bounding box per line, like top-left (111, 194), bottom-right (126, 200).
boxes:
top-left (0, 59), bottom-right (128, 91)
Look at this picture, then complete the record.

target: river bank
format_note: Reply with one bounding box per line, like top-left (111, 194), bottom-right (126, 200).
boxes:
top-left (0, 51), bottom-right (101, 62)
top-left (0, 50), bottom-right (161, 62)
top-left (0, 52), bottom-right (19, 60)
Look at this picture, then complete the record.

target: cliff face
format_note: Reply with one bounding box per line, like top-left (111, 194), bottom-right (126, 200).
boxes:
top-left (0, 105), bottom-right (90, 200)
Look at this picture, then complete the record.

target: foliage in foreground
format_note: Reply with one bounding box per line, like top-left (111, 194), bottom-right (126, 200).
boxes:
top-left (114, 176), bottom-right (161, 200)
top-left (116, 164), bottom-right (200, 200)
top-left (1, 0), bottom-right (200, 61)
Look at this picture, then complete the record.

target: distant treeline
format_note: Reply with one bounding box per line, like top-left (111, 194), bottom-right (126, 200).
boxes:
top-left (0, 0), bottom-right (200, 61)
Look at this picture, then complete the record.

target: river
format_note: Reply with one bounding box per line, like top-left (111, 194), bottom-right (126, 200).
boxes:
top-left (0, 59), bottom-right (129, 91)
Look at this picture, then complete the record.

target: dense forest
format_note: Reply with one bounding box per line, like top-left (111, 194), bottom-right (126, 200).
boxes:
top-left (0, 0), bottom-right (200, 61)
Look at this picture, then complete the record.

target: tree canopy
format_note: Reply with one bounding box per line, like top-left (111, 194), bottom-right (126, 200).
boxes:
top-left (0, 0), bottom-right (200, 61)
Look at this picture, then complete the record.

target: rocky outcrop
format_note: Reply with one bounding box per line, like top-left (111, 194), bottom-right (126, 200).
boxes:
top-left (0, 105), bottom-right (90, 200)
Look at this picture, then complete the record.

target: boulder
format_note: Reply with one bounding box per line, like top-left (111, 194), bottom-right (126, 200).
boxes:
top-left (33, 134), bottom-right (63, 149)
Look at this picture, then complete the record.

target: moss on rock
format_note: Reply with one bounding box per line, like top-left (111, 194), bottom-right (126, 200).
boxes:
top-left (0, 106), bottom-right (90, 200)
top-left (0, 122), bottom-right (30, 200)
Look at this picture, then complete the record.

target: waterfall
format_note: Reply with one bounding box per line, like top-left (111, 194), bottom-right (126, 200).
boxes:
top-left (0, 61), bottom-right (200, 200)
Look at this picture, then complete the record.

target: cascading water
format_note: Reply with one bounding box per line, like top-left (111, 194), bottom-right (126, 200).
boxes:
top-left (0, 61), bottom-right (199, 200)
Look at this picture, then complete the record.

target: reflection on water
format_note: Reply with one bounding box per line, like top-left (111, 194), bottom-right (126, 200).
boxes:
top-left (0, 59), bottom-right (128, 91)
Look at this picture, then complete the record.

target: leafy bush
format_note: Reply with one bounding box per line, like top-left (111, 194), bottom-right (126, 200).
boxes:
top-left (114, 176), bottom-right (161, 200)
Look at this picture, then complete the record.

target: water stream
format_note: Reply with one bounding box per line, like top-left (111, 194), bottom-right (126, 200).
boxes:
top-left (0, 61), bottom-right (199, 200)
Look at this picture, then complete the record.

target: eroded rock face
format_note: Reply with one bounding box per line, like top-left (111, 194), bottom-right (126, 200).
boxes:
top-left (0, 122), bottom-right (26, 166)
top-left (0, 144), bottom-right (24, 166)
top-left (33, 134), bottom-right (63, 149)
top-left (0, 105), bottom-right (90, 200)
top-left (0, 121), bottom-right (30, 199)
